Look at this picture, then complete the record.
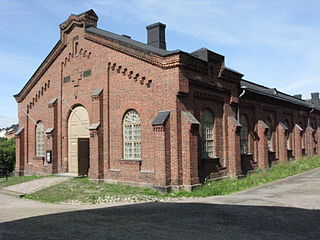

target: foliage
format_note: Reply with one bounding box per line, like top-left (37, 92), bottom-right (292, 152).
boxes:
top-left (0, 137), bottom-right (16, 173)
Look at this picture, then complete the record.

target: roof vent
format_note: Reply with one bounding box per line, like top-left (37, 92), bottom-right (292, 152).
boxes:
top-left (146, 22), bottom-right (166, 50)
top-left (122, 34), bottom-right (131, 39)
top-left (293, 94), bottom-right (302, 99)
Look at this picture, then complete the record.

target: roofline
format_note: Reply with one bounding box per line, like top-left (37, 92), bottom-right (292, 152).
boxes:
top-left (241, 79), bottom-right (314, 109)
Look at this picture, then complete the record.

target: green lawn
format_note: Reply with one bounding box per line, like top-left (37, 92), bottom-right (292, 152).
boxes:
top-left (173, 154), bottom-right (320, 198)
top-left (24, 177), bottom-right (164, 204)
top-left (0, 175), bottom-right (49, 189)
top-left (18, 155), bottom-right (320, 204)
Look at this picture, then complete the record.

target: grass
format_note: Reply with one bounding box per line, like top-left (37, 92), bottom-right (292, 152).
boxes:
top-left (0, 175), bottom-right (50, 189)
top-left (173, 154), bottom-right (320, 198)
top-left (19, 155), bottom-right (320, 204)
top-left (24, 177), bottom-right (164, 204)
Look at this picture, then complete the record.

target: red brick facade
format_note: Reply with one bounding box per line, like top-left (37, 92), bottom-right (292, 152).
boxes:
top-left (14, 10), bottom-right (320, 191)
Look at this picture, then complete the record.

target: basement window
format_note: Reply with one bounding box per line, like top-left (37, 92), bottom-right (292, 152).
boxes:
top-left (63, 76), bottom-right (70, 83)
top-left (83, 69), bottom-right (92, 78)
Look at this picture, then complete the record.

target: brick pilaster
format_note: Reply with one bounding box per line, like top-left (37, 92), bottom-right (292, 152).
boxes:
top-left (316, 127), bottom-right (320, 154)
top-left (278, 122), bottom-right (288, 162)
top-left (14, 129), bottom-right (25, 175)
top-left (153, 125), bottom-right (168, 186)
top-left (181, 111), bottom-right (200, 187)
top-left (227, 116), bottom-right (242, 177)
top-left (257, 120), bottom-right (269, 169)
top-left (294, 124), bottom-right (303, 159)
top-left (89, 129), bottom-right (101, 179)
top-left (305, 126), bottom-right (314, 156)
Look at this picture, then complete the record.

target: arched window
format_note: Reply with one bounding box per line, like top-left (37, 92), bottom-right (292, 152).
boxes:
top-left (123, 110), bottom-right (141, 160)
top-left (240, 114), bottom-right (249, 154)
top-left (284, 120), bottom-right (292, 150)
top-left (36, 121), bottom-right (45, 157)
top-left (201, 109), bottom-right (214, 158)
top-left (300, 122), bottom-right (306, 151)
top-left (265, 117), bottom-right (273, 151)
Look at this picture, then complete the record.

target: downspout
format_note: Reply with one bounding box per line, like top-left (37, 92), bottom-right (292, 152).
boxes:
top-left (308, 107), bottom-right (314, 127)
top-left (237, 88), bottom-right (246, 121)
top-left (107, 63), bottom-right (111, 170)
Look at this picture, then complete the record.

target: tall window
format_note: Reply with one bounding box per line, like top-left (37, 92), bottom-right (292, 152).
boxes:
top-left (123, 110), bottom-right (141, 160)
top-left (240, 114), bottom-right (249, 154)
top-left (300, 122), bottom-right (305, 150)
top-left (265, 117), bottom-right (273, 151)
top-left (284, 120), bottom-right (292, 150)
top-left (201, 109), bottom-right (214, 158)
top-left (36, 121), bottom-right (45, 157)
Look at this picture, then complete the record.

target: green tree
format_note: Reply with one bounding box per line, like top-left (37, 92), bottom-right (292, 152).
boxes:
top-left (0, 138), bottom-right (16, 173)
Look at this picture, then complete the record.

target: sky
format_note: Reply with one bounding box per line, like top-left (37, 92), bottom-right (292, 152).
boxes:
top-left (1, 0), bottom-right (320, 128)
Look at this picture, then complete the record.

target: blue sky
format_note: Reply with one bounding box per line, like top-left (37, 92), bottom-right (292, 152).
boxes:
top-left (1, 0), bottom-right (320, 128)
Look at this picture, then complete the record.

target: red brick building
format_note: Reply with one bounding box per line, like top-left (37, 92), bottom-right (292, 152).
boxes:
top-left (14, 10), bottom-right (320, 191)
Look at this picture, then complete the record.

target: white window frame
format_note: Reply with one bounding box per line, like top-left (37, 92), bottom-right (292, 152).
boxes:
top-left (123, 110), bottom-right (141, 160)
top-left (201, 109), bottom-right (215, 158)
top-left (265, 118), bottom-right (274, 151)
top-left (240, 114), bottom-right (249, 154)
top-left (36, 121), bottom-right (45, 157)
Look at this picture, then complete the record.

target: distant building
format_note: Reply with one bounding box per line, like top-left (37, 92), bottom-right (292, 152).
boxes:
top-left (13, 10), bottom-right (320, 191)
top-left (0, 129), bottom-right (6, 138)
top-left (0, 124), bottom-right (18, 139)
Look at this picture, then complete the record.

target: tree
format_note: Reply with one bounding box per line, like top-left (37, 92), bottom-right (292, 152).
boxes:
top-left (0, 138), bottom-right (16, 173)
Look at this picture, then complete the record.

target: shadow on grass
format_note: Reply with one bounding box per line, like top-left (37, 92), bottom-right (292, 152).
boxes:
top-left (0, 202), bottom-right (319, 240)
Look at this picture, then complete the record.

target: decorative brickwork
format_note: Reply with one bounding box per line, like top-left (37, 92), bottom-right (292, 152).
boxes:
top-left (14, 10), bottom-right (320, 191)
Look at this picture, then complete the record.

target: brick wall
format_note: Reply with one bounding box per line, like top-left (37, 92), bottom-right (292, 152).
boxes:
top-left (14, 10), bottom-right (320, 191)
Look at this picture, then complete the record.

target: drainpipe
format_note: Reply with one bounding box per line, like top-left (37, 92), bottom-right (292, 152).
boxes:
top-left (308, 107), bottom-right (314, 127)
top-left (237, 89), bottom-right (246, 121)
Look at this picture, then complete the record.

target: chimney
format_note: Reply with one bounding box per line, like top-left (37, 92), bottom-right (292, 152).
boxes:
top-left (146, 22), bottom-right (166, 50)
top-left (311, 92), bottom-right (320, 105)
top-left (293, 94), bottom-right (302, 99)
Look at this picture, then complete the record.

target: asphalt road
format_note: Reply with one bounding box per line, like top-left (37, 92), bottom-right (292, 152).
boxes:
top-left (1, 169), bottom-right (319, 240)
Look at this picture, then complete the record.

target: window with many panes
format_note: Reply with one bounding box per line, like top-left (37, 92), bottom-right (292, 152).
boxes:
top-left (123, 110), bottom-right (141, 160)
top-left (201, 109), bottom-right (214, 158)
top-left (284, 120), bottom-right (292, 150)
top-left (36, 121), bottom-right (45, 157)
top-left (240, 114), bottom-right (249, 154)
top-left (265, 117), bottom-right (273, 151)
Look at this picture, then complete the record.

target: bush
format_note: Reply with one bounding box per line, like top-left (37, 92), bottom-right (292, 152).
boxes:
top-left (0, 138), bottom-right (16, 173)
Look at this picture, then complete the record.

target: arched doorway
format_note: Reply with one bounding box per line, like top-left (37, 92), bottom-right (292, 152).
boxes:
top-left (68, 106), bottom-right (90, 175)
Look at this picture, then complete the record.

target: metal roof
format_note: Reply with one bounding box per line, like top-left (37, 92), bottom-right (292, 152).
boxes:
top-left (86, 27), bottom-right (181, 57)
top-left (240, 79), bottom-right (315, 109)
top-left (152, 110), bottom-right (170, 126)
top-left (182, 111), bottom-right (200, 125)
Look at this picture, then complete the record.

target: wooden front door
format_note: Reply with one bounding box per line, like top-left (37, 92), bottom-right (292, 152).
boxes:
top-left (68, 106), bottom-right (90, 175)
top-left (78, 138), bottom-right (89, 176)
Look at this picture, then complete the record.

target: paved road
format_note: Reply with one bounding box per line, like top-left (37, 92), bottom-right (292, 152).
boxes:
top-left (0, 169), bottom-right (319, 240)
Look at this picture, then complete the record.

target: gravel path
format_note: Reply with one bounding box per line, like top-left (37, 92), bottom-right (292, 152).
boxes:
top-left (3, 177), bottom-right (69, 194)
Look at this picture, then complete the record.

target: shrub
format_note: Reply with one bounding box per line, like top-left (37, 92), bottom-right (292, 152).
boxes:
top-left (0, 138), bottom-right (16, 173)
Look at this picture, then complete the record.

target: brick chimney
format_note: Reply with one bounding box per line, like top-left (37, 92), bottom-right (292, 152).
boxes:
top-left (311, 92), bottom-right (320, 105)
top-left (146, 22), bottom-right (166, 50)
